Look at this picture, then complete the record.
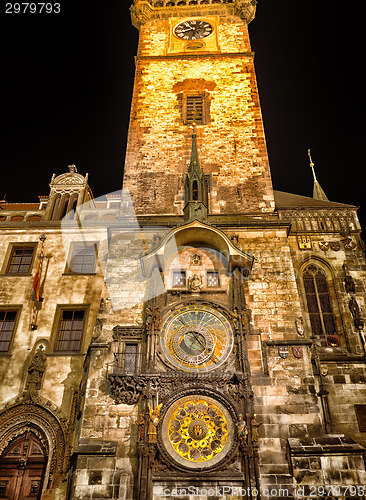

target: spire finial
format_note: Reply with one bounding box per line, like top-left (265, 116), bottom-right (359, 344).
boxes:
top-left (308, 149), bottom-right (317, 182)
top-left (308, 149), bottom-right (329, 201)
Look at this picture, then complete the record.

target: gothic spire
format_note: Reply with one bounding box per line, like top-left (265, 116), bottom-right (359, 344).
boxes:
top-left (183, 125), bottom-right (208, 221)
top-left (308, 149), bottom-right (329, 201)
top-left (188, 124), bottom-right (201, 173)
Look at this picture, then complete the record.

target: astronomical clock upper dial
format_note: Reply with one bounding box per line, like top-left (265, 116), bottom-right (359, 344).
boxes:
top-left (160, 305), bottom-right (233, 372)
top-left (173, 20), bottom-right (213, 40)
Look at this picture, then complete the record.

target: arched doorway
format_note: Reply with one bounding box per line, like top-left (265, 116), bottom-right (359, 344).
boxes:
top-left (0, 432), bottom-right (47, 499)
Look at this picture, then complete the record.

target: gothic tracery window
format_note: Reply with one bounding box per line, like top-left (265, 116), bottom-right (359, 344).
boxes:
top-left (302, 264), bottom-right (337, 337)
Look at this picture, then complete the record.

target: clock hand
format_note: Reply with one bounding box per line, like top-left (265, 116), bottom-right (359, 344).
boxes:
top-left (190, 331), bottom-right (218, 363)
top-left (191, 331), bottom-right (206, 348)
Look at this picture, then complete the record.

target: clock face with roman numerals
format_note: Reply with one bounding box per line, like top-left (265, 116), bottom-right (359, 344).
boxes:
top-left (174, 20), bottom-right (213, 40)
top-left (160, 305), bottom-right (233, 372)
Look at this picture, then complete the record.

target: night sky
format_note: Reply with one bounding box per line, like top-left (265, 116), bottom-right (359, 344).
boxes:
top-left (1, 1), bottom-right (365, 228)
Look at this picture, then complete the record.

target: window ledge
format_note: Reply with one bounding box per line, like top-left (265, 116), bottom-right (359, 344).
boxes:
top-left (1, 273), bottom-right (32, 277)
top-left (47, 352), bottom-right (85, 357)
top-left (62, 272), bottom-right (97, 276)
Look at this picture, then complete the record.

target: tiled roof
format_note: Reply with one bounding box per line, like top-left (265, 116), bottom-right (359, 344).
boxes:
top-left (273, 190), bottom-right (356, 209)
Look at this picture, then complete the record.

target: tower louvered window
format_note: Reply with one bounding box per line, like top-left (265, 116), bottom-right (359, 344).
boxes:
top-left (303, 264), bottom-right (336, 336)
top-left (186, 96), bottom-right (203, 124)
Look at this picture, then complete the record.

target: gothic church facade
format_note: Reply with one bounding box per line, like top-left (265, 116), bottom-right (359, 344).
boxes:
top-left (0, 1), bottom-right (366, 499)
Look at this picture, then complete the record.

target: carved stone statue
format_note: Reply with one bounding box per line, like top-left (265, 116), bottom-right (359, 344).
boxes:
top-left (147, 403), bottom-right (162, 443)
top-left (236, 414), bottom-right (248, 444)
top-left (188, 274), bottom-right (203, 291)
top-left (343, 263), bottom-right (356, 294)
top-left (250, 414), bottom-right (262, 442)
top-left (152, 307), bottom-right (160, 329)
top-left (348, 296), bottom-right (364, 330)
top-left (145, 307), bottom-right (153, 330)
top-left (232, 307), bottom-right (240, 331)
top-left (295, 317), bottom-right (305, 336)
top-left (27, 345), bottom-right (47, 392)
top-left (138, 415), bottom-right (145, 442)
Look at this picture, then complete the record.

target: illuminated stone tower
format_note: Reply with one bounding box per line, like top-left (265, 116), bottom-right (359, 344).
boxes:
top-left (123, 0), bottom-right (275, 215)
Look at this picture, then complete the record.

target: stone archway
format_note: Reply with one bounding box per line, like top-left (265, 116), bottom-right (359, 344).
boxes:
top-left (0, 400), bottom-right (67, 497)
top-left (0, 432), bottom-right (47, 499)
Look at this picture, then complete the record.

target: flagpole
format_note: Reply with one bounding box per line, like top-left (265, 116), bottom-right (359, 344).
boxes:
top-left (30, 235), bottom-right (47, 339)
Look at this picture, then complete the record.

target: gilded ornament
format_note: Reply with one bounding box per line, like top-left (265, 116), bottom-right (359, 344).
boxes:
top-left (297, 235), bottom-right (312, 250)
top-left (148, 403), bottom-right (162, 443)
top-left (167, 399), bottom-right (228, 463)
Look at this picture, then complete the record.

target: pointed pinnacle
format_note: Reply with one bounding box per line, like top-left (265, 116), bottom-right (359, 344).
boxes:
top-left (189, 123), bottom-right (200, 171)
top-left (308, 149), bottom-right (328, 201)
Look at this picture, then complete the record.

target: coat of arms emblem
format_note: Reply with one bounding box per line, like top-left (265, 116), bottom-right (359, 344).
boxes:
top-left (293, 346), bottom-right (303, 358)
top-left (297, 236), bottom-right (312, 250)
top-left (318, 241), bottom-right (329, 251)
top-left (278, 346), bottom-right (289, 359)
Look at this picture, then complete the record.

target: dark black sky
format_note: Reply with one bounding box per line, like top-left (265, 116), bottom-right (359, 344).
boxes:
top-left (1, 1), bottom-right (365, 228)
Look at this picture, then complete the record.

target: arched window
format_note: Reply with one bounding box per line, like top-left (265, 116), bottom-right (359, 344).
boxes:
top-left (59, 194), bottom-right (70, 220)
top-left (50, 194), bottom-right (61, 220)
top-left (302, 264), bottom-right (337, 337)
top-left (192, 180), bottom-right (198, 200)
top-left (69, 194), bottom-right (78, 219)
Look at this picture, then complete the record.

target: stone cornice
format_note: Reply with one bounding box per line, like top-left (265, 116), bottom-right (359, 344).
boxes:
top-left (130, 0), bottom-right (256, 29)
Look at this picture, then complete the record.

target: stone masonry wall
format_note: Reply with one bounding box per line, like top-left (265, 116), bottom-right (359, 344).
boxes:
top-left (0, 228), bottom-right (104, 415)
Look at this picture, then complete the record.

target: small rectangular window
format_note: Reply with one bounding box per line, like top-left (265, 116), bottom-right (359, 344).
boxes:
top-left (207, 271), bottom-right (220, 287)
top-left (124, 343), bottom-right (138, 373)
top-left (109, 202), bottom-right (120, 209)
top-left (68, 244), bottom-right (97, 274)
top-left (0, 310), bottom-right (18, 352)
top-left (355, 404), bottom-right (366, 432)
top-left (54, 309), bottom-right (85, 352)
top-left (186, 95), bottom-right (203, 124)
top-left (6, 246), bottom-right (34, 274)
top-left (173, 270), bottom-right (186, 287)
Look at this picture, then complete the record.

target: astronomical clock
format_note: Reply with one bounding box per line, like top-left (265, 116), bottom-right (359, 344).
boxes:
top-left (160, 304), bottom-right (233, 373)
top-left (159, 394), bottom-right (236, 471)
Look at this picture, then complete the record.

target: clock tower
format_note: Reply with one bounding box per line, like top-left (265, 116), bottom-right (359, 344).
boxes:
top-left (124, 0), bottom-right (275, 216)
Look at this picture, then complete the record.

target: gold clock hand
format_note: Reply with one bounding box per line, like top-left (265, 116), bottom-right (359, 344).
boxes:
top-left (191, 331), bottom-right (218, 363)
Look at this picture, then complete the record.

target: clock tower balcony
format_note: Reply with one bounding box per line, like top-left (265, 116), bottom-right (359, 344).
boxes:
top-left (131, 0), bottom-right (257, 28)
